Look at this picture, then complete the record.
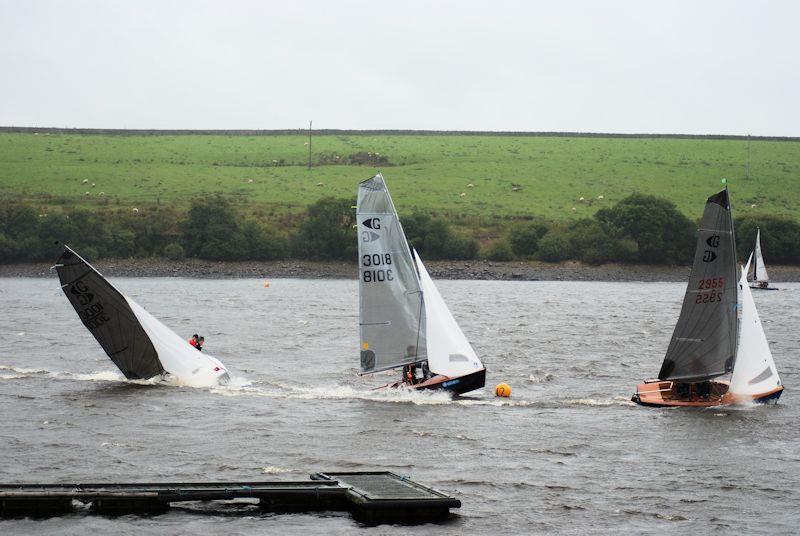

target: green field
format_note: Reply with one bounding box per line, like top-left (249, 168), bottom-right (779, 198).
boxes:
top-left (1, 132), bottom-right (799, 223)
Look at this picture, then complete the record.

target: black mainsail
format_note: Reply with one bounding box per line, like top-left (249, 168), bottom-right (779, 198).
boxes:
top-left (658, 189), bottom-right (738, 382)
top-left (55, 247), bottom-right (164, 380)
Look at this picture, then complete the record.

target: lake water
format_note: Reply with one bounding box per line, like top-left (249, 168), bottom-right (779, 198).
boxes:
top-left (1, 278), bottom-right (798, 535)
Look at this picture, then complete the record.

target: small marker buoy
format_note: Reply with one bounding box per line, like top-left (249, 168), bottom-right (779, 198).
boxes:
top-left (263, 280), bottom-right (270, 288)
top-left (495, 383), bottom-right (511, 397)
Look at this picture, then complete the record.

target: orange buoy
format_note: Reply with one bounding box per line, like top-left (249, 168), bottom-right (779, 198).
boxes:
top-left (264, 280), bottom-right (270, 288)
top-left (495, 383), bottom-right (511, 397)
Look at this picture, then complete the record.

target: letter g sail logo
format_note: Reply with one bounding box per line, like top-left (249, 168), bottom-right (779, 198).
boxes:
top-left (362, 218), bottom-right (381, 229)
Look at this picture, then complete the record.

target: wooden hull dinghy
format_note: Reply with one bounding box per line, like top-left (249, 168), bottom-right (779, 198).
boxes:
top-left (631, 189), bottom-right (784, 408)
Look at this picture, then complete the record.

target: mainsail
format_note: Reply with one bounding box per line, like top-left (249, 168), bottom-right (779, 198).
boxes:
top-left (413, 250), bottom-right (484, 378)
top-left (357, 174), bottom-right (426, 374)
top-left (731, 257), bottom-right (782, 395)
top-left (658, 189), bottom-right (738, 382)
top-left (56, 247), bottom-right (164, 379)
top-left (56, 246), bottom-right (229, 386)
top-left (752, 228), bottom-right (770, 284)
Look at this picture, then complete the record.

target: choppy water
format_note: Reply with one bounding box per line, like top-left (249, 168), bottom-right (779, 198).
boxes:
top-left (1, 278), bottom-right (798, 535)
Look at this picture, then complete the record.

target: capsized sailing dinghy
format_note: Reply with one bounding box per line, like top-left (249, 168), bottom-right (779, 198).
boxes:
top-left (631, 189), bottom-right (783, 407)
top-left (748, 228), bottom-right (778, 290)
top-left (357, 174), bottom-right (486, 395)
top-left (55, 246), bottom-right (230, 387)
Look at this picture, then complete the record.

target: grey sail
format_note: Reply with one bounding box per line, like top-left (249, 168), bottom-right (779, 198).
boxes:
top-left (658, 189), bottom-right (738, 382)
top-left (357, 174), bottom-right (426, 374)
top-left (55, 246), bottom-right (164, 380)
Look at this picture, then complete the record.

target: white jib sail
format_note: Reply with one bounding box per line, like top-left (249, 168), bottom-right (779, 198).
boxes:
top-left (730, 260), bottom-right (781, 396)
top-left (753, 228), bottom-right (770, 283)
top-left (126, 297), bottom-right (230, 387)
top-left (413, 249), bottom-right (484, 378)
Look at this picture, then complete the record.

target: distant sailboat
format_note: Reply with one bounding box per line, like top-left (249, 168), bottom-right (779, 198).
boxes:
top-left (748, 228), bottom-right (778, 290)
top-left (632, 189), bottom-right (783, 407)
top-left (55, 246), bottom-right (230, 386)
top-left (357, 174), bottom-right (486, 395)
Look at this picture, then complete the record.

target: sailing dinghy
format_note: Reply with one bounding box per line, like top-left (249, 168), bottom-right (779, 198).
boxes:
top-left (357, 174), bottom-right (486, 395)
top-left (632, 189), bottom-right (783, 407)
top-left (55, 246), bottom-right (230, 387)
top-left (748, 228), bottom-right (778, 290)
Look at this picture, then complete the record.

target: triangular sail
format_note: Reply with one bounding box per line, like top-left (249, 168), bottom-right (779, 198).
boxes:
top-left (658, 189), bottom-right (738, 382)
top-left (731, 259), bottom-right (781, 395)
top-left (56, 247), bottom-right (164, 380)
top-left (357, 174), bottom-right (426, 374)
top-left (752, 228), bottom-right (770, 283)
top-left (413, 250), bottom-right (484, 378)
top-left (56, 246), bottom-right (228, 385)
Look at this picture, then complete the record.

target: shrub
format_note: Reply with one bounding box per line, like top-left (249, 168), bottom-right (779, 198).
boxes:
top-left (735, 214), bottom-right (800, 264)
top-left (292, 197), bottom-right (356, 260)
top-left (241, 219), bottom-right (289, 260)
top-left (485, 238), bottom-right (515, 261)
top-left (509, 221), bottom-right (548, 258)
top-left (163, 242), bottom-right (185, 260)
top-left (182, 196), bottom-right (248, 260)
top-left (537, 227), bottom-right (575, 262)
top-left (595, 193), bottom-right (695, 264)
top-left (401, 212), bottom-right (478, 260)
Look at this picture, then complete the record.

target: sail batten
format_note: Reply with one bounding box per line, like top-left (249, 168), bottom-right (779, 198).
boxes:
top-left (658, 189), bottom-right (738, 382)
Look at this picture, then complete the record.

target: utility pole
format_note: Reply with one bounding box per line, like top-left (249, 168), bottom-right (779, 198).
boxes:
top-left (308, 120), bottom-right (312, 171)
top-left (746, 133), bottom-right (751, 180)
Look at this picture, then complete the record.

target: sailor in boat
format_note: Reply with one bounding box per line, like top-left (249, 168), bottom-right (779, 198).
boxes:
top-left (196, 336), bottom-right (205, 352)
top-left (188, 334), bottom-right (199, 348)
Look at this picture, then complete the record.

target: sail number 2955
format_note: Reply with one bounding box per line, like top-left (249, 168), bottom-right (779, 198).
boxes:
top-left (695, 277), bottom-right (724, 304)
top-left (362, 253), bottom-right (393, 283)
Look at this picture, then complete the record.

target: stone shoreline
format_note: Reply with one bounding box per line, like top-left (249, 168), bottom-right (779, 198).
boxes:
top-left (4, 258), bottom-right (800, 282)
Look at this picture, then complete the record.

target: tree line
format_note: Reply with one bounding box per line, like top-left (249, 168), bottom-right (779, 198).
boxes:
top-left (1, 194), bottom-right (799, 265)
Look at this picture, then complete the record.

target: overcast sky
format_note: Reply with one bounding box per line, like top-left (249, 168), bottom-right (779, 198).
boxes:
top-left (1, 0), bottom-right (797, 135)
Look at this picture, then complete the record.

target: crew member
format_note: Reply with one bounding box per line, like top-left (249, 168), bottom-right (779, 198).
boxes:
top-left (196, 336), bottom-right (205, 352)
top-left (188, 334), bottom-right (199, 348)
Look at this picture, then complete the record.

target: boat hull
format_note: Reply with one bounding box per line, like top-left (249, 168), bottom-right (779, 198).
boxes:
top-left (632, 379), bottom-right (784, 407)
top-left (749, 285), bottom-right (779, 291)
top-left (387, 368), bottom-right (486, 396)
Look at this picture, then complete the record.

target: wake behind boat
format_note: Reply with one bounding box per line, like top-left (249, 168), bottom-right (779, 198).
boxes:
top-left (55, 246), bottom-right (230, 387)
top-left (748, 227), bottom-right (779, 290)
top-left (357, 174), bottom-right (486, 395)
top-left (632, 189), bottom-right (783, 407)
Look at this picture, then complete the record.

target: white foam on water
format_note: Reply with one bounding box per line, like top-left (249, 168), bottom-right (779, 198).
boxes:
top-left (261, 466), bottom-right (290, 474)
top-left (566, 396), bottom-right (635, 407)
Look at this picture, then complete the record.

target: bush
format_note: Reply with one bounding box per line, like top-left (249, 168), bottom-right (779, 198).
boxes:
top-left (485, 239), bottom-right (515, 261)
top-left (163, 242), bottom-right (185, 260)
top-left (595, 193), bottom-right (695, 264)
top-left (292, 197), bottom-right (356, 260)
top-left (241, 219), bottom-right (289, 260)
top-left (509, 221), bottom-right (548, 258)
top-left (735, 214), bottom-right (800, 265)
top-left (401, 212), bottom-right (478, 260)
top-left (537, 227), bottom-right (575, 262)
top-left (182, 197), bottom-right (248, 260)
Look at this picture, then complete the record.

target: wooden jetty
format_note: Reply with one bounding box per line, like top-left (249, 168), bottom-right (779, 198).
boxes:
top-left (0, 471), bottom-right (460, 524)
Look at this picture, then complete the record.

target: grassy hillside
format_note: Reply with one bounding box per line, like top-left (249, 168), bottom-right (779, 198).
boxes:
top-left (1, 131), bottom-right (799, 223)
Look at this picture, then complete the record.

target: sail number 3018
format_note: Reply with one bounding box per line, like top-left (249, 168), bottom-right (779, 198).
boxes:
top-left (362, 253), bottom-right (393, 283)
